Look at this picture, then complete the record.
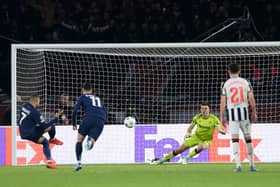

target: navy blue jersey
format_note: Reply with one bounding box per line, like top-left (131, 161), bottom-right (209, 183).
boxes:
top-left (18, 102), bottom-right (57, 138)
top-left (72, 94), bottom-right (108, 124)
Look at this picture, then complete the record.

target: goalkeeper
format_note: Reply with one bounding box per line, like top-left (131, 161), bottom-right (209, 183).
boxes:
top-left (151, 103), bottom-right (226, 165)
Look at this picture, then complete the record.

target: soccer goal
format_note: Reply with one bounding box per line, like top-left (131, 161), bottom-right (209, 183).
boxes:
top-left (11, 42), bottom-right (280, 165)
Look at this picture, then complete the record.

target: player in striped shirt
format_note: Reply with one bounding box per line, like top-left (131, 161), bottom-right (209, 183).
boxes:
top-left (220, 63), bottom-right (257, 172)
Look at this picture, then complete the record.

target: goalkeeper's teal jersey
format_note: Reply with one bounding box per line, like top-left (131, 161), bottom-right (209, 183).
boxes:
top-left (191, 114), bottom-right (222, 141)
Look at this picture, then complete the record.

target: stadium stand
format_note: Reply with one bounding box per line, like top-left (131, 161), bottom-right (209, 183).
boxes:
top-left (0, 0), bottom-right (279, 125)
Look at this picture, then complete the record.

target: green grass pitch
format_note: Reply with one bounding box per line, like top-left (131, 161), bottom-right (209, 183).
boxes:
top-left (1, 163), bottom-right (279, 187)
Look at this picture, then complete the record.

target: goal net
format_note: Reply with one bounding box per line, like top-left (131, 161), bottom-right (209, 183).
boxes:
top-left (11, 42), bottom-right (280, 165)
top-left (13, 43), bottom-right (280, 124)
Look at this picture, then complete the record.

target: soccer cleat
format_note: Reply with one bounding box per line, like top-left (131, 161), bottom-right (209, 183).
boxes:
top-left (235, 166), bottom-right (242, 172)
top-left (74, 163), bottom-right (82, 171)
top-left (46, 160), bottom-right (57, 169)
top-left (49, 138), bottom-right (64, 145)
top-left (150, 158), bottom-right (162, 165)
top-left (249, 166), bottom-right (257, 172)
top-left (84, 137), bottom-right (94, 151)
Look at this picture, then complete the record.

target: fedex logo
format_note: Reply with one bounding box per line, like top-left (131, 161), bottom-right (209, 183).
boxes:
top-left (1, 127), bottom-right (54, 165)
top-left (16, 140), bottom-right (55, 165)
top-left (134, 126), bottom-right (208, 162)
top-left (0, 125), bottom-right (265, 165)
top-left (16, 129), bottom-right (55, 165)
top-left (134, 125), bottom-right (261, 163)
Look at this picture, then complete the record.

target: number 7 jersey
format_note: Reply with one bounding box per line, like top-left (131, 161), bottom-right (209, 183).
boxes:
top-left (221, 77), bottom-right (253, 121)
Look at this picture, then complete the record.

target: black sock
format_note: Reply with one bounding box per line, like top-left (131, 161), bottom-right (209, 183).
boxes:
top-left (42, 138), bottom-right (51, 160)
top-left (75, 142), bottom-right (83, 161)
top-left (48, 125), bottom-right (56, 139)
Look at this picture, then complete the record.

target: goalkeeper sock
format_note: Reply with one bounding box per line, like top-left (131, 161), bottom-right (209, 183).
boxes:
top-left (48, 125), bottom-right (56, 139)
top-left (42, 139), bottom-right (51, 160)
top-left (162, 150), bottom-right (177, 162)
top-left (246, 142), bottom-right (254, 167)
top-left (232, 141), bottom-right (241, 167)
top-left (186, 148), bottom-right (200, 160)
top-left (75, 142), bottom-right (83, 162)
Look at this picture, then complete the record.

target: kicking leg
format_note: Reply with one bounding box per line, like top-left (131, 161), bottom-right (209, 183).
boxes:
top-left (45, 125), bottom-right (63, 145)
top-left (85, 124), bottom-right (103, 151)
top-left (85, 136), bottom-right (96, 151)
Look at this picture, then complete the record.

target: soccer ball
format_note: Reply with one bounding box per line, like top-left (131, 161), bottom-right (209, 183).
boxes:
top-left (124, 116), bottom-right (136, 128)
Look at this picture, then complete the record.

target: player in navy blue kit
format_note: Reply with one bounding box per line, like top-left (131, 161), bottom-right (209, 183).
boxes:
top-left (18, 95), bottom-right (64, 169)
top-left (72, 83), bottom-right (108, 171)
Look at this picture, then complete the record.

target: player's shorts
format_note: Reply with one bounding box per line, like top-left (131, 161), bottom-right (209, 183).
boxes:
top-left (20, 127), bottom-right (45, 143)
top-left (20, 123), bottom-right (53, 143)
top-left (183, 134), bottom-right (212, 148)
top-left (78, 116), bottom-right (105, 141)
top-left (229, 120), bottom-right (251, 136)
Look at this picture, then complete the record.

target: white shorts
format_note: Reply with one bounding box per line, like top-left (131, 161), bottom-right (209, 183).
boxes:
top-left (229, 120), bottom-right (252, 137)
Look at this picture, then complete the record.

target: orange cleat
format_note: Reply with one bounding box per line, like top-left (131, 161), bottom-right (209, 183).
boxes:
top-left (49, 138), bottom-right (64, 145)
top-left (46, 160), bottom-right (57, 169)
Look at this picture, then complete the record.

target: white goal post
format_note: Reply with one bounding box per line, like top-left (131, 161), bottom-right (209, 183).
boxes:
top-left (11, 42), bottom-right (280, 165)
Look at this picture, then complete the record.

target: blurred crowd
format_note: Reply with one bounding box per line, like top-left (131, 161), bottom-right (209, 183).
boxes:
top-left (1, 0), bottom-right (279, 43)
top-left (0, 0), bottom-right (280, 124)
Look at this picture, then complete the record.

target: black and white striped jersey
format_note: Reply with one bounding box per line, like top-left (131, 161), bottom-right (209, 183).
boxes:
top-left (221, 76), bottom-right (253, 121)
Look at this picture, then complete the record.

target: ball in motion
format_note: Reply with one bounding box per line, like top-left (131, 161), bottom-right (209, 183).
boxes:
top-left (124, 116), bottom-right (136, 128)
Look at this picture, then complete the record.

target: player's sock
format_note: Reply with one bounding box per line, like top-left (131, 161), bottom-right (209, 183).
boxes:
top-left (232, 139), bottom-right (241, 168)
top-left (246, 141), bottom-right (254, 167)
top-left (161, 150), bottom-right (177, 163)
top-left (42, 138), bottom-right (51, 160)
top-left (75, 142), bottom-right (83, 162)
top-left (48, 125), bottom-right (56, 139)
top-left (186, 148), bottom-right (200, 159)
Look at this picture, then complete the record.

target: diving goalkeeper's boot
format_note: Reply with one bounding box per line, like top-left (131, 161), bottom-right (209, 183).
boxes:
top-left (150, 158), bottom-right (162, 165)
